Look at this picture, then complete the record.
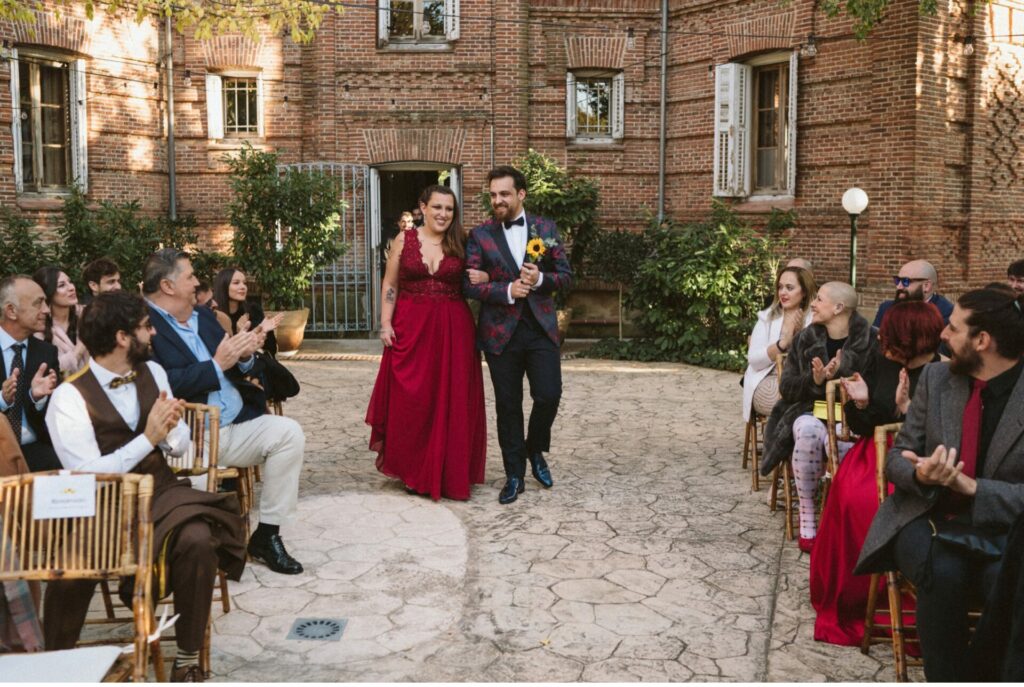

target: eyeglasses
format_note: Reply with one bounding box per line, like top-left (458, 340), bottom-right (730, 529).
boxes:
top-left (892, 276), bottom-right (928, 288)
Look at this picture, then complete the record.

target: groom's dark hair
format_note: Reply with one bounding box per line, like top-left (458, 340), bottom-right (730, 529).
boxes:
top-left (486, 166), bottom-right (527, 193)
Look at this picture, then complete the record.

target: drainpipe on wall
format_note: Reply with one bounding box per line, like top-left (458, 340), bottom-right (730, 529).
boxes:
top-left (657, 0), bottom-right (668, 224)
top-left (165, 16), bottom-right (177, 221)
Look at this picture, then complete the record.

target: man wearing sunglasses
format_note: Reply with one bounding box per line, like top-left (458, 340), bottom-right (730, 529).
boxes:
top-left (872, 259), bottom-right (954, 328)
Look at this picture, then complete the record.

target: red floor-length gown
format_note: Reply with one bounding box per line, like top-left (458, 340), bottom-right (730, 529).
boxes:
top-left (365, 228), bottom-right (487, 500)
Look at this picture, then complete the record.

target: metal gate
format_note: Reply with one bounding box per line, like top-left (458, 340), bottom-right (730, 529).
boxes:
top-left (277, 162), bottom-right (375, 334)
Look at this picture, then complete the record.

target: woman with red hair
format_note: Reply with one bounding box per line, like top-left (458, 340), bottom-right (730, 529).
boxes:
top-left (810, 300), bottom-right (945, 646)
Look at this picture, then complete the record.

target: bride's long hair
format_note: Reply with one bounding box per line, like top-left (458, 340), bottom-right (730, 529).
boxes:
top-left (418, 185), bottom-right (464, 259)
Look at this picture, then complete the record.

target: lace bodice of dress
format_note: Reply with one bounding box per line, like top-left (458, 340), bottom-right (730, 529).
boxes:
top-left (398, 229), bottom-right (464, 299)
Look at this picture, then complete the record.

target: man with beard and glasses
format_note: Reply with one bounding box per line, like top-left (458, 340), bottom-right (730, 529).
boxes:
top-left (872, 259), bottom-right (954, 328)
top-left (855, 287), bottom-right (1024, 682)
top-left (43, 291), bottom-right (246, 682)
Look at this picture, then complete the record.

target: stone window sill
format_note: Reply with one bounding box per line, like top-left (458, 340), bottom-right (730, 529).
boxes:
top-left (733, 195), bottom-right (795, 212)
top-left (17, 194), bottom-right (69, 211)
top-left (567, 141), bottom-right (625, 152)
top-left (378, 42), bottom-right (453, 53)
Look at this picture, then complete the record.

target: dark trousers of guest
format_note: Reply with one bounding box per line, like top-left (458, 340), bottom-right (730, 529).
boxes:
top-left (484, 308), bottom-right (562, 482)
top-left (22, 442), bottom-right (62, 472)
top-left (893, 516), bottom-right (1002, 682)
top-left (43, 519), bottom-right (218, 653)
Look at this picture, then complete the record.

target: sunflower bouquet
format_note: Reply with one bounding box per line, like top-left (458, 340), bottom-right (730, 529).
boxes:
top-left (525, 225), bottom-right (559, 265)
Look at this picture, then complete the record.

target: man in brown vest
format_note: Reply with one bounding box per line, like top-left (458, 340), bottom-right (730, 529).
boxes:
top-left (43, 292), bottom-right (246, 682)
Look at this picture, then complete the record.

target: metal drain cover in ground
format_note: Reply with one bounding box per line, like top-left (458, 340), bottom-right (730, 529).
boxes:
top-left (286, 618), bottom-right (347, 641)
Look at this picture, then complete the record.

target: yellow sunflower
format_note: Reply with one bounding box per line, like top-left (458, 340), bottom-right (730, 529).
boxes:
top-left (526, 237), bottom-right (547, 262)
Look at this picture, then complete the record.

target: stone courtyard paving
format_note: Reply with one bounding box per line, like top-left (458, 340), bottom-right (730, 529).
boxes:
top-left (209, 356), bottom-right (912, 682)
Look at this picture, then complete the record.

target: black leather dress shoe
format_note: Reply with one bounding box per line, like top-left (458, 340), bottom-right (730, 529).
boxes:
top-left (529, 452), bottom-right (553, 488)
top-left (247, 533), bottom-right (304, 575)
top-left (499, 477), bottom-right (525, 504)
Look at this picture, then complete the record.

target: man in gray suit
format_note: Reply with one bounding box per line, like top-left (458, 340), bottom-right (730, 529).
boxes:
top-left (856, 287), bottom-right (1024, 681)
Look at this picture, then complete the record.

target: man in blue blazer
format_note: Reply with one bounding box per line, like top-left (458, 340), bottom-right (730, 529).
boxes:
top-left (143, 249), bottom-right (306, 575)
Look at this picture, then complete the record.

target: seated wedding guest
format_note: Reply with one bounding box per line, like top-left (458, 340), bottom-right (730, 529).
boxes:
top-left (1008, 258), bottom-right (1024, 295)
top-left (196, 280), bottom-right (216, 310)
top-left (761, 282), bottom-right (877, 552)
top-left (873, 259), bottom-right (954, 327)
top-left (80, 258), bottom-right (122, 305)
top-left (855, 287), bottom-right (1024, 682)
top-left (810, 300), bottom-right (944, 646)
top-left (43, 291), bottom-right (245, 682)
top-left (743, 266), bottom-right (815, 424)
top-left (143, 249), bottom-right (306, 575)
top-left (212, 268), bottom-right (283, 357)
top-left (32, 267), bottom-right (88, 375)
top-left (0, 276), bottom-right (60, 472)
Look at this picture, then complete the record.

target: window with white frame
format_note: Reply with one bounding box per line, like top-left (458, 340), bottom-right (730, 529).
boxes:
top-left (712, 51), bottom-right (797, 198)
top-left (565, 70), bottom-right (624, 143)
top-left (9, 49), bottom-right (88, 193)
top-left (377, 0), bottom-right (460, 47)
top-left (205, 72), bottom-right (264, 140)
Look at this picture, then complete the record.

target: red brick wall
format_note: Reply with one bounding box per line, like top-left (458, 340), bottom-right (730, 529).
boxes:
top-left (2, 0), bottom-right (1022, 312)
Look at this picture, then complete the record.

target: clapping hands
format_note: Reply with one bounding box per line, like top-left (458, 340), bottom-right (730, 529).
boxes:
top-left (144, 391), bottom-right (185, 446)
top-left (214, 330), bottom-right (258, 370)
top-left (895, 368), bottom-right (912, 415)
top-left (840, 372), bottom-right (869, 407)
top-left (812, 349), bottom-right (843, 386)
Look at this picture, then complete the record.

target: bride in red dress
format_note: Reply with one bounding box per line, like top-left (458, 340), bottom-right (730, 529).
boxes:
top-left (366, 185), bottom-right (487, 500)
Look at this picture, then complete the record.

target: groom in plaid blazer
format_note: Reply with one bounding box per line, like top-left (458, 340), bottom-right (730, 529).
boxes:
top-left (464, 166), bottom-right (572, 504)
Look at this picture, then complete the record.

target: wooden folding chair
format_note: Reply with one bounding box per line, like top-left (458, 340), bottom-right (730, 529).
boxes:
top-left (0, 472), bottom-right (156, 682)
top-left (764, 354), bottom-right (800, 539)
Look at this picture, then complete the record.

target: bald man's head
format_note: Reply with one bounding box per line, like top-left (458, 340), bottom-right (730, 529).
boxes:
top-left (786, 258), bottom-right (814, 274)
top-left (895, 259), bottom-right (938, 301)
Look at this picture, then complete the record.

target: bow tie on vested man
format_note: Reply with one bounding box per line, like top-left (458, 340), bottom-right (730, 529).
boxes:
top-left (502, 216), bottom-right (525, 231)
top-left (109, 371), bottom-right (138, 389)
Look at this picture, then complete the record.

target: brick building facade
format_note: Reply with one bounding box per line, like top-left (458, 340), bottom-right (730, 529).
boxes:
top-left (2, 0), bottom-right (1023, 332)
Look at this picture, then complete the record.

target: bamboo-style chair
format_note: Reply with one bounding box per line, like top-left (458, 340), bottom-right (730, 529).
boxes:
top-left (743, 354), bottom-right (787, 492)
top-left (0, 472), bottom-right (156, 682)
top-left (859, 422), bottom-right (922, 681)
top-left (766, 354), bottom-right (800, 540)
top-left (822, 378), bottom-right (855, 511)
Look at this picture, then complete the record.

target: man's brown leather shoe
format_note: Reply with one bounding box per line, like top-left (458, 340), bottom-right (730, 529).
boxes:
top-left (171, 664), bottom-right (204, 682)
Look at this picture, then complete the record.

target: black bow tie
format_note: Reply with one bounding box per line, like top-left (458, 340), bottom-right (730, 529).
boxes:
top-left (502, 217), bottom-right (525, 231)
top-left (109, 371), bottom-right (138, 389)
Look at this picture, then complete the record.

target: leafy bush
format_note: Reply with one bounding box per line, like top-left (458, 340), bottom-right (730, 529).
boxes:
top-left (227, 145), bottom-right (347, 310)
top-left (585, 228), bottom-right (651, 287)
top-left (56, 187), bottom-right (210, 290)
top-left (479, 149), bottom-right (600, 306)
top-left (582, 202), bottom-right (792, 371)
top-left (0, 209), bottom-right (54, 277)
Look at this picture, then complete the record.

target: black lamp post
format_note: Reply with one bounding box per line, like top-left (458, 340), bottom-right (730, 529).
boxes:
top-left (842, 187), bottom-right (869, 288)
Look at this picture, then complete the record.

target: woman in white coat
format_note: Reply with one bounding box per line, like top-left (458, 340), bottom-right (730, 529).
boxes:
top-left (742, 266), bottom-right (816, 422)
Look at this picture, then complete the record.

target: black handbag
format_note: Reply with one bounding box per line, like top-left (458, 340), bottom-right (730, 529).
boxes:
top-left (258, 351), bottom-right (300, 401)
top-left (932, 518), bottom-right (1008, 560)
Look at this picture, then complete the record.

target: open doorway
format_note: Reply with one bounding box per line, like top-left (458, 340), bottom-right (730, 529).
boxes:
top-left (371, 163), bottom-right (462, 301)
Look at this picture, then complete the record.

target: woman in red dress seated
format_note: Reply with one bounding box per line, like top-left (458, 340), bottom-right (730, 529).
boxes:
top-left (810, 300), bottom-right (944, 645)
top-left (366, 185), bottom-right (488, 500)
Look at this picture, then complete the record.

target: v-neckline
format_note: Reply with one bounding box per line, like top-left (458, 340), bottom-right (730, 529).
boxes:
top-left (416, 230), bottom-right (444, 276)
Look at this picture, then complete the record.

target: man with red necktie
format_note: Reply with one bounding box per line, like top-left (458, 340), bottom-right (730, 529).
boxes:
top-left (856, 287), bottom-right (1024, 681)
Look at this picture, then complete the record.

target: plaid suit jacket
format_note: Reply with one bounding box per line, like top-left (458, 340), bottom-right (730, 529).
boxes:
top-left (463, 214), bottom-right (572, 355)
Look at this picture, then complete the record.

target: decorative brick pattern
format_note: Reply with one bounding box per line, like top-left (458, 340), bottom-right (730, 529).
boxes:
top-left (565, 36), bottom-right (627, 70)
top-left (722, 12), bottom-right (796, 59)
top-left (361, 128), bottom-right (467, 165)
top-left (12, 9), bottom-right (91, 54)
top-left (985, 46), bottom-right (1024, 189)
top-left (201, 35), bottom-right (265, 68)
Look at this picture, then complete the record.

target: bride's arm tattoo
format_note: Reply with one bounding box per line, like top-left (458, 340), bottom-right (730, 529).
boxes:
top-left (385, 287), bottom-right (395, 303)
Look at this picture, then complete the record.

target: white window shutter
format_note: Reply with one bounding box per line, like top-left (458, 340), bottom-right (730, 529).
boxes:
top-left (612, 72), bottom-right (625, 140)
top-left (68, 59), bottom-right (88, 192)
top-left (787, 51), bottom-right (798, 196)
top-left (377, 0), bottom-right (390, 47)
top-left (256, 73), bottom-right (265, 138)
top-left (445, 0), bottom-right (460, 41)
top-left (9, 48), bottom-right (22, 193)
top-left (565, 72), bottom-right (577, 139)
top-left (712, 63), bottom-right (751, 197)
top-left (206, 73), bottom-right (223, 140)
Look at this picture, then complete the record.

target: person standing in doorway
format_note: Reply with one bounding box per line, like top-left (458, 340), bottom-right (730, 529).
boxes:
top-left (464, 166), bottom-right (572, 504)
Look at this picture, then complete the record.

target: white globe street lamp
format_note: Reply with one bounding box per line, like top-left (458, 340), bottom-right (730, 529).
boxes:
top-left (842, 187), bottom-right (869, 288)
